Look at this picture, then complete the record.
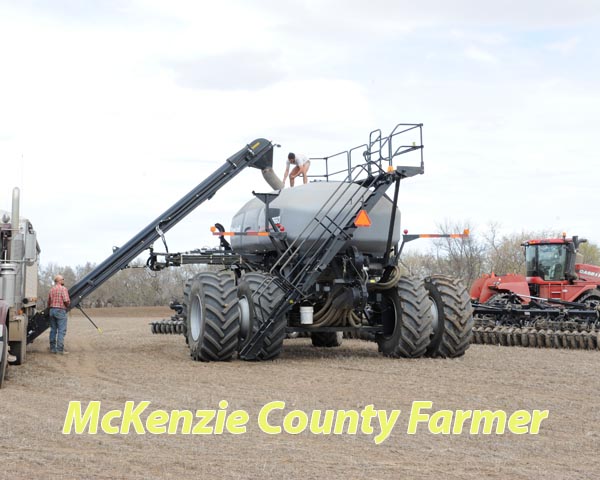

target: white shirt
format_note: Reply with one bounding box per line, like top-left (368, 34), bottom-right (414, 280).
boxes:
top-left (286, 153), bottom-right (309, 168)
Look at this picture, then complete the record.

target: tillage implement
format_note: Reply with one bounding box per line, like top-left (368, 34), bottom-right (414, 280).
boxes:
top-left (471, 235), bottom-right (600, 349)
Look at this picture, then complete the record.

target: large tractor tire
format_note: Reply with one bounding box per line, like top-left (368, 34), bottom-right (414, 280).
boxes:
top-left (424, 275), bottom-right (474, 358)
top-left (576, 289), bottom-right (600, 308)
top-left (375, 276), bottom-right (433, 358)
top-left (574, 290), bottom-right (600, 351)
top-left (311, 331), bottom-right (343, 347)
top-left (0, 324), bottom-right (8, 388)
top-left (237, 272), bottom-right (286, 361)
top-left (183, 272), bottom-right (240, 362)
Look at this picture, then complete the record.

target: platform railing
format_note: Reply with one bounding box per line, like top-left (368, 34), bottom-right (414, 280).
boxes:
top-left (307, 123), bottom-right (423, 183)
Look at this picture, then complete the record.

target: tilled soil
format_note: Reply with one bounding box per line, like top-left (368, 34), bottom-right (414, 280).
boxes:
top-left (1, 307), bottom-right (599, 479)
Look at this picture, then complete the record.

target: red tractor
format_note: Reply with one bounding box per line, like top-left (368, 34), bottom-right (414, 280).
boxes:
top-left (470, 235), bottom-right (600, 349)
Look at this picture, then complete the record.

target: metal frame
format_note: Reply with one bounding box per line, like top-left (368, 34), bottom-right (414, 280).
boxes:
top-left (238, 124), bottom-right (425, 359)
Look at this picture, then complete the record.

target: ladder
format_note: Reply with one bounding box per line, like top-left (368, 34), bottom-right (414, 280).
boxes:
top-left (239, 144), bottom-right (423, 359)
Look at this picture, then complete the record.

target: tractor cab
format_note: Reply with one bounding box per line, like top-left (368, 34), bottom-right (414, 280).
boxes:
top-left (524, 242), bottom-right (568, 281)
top-left (523, 236), bottom-right (585, 284)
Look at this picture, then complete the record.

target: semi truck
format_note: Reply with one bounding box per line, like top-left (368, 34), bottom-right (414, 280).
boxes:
top-left (0, 188), bottom-right (41, 387)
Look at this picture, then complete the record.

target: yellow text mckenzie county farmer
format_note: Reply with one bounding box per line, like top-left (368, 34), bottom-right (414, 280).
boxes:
top-left (63, 400), bottom-right (549, 444)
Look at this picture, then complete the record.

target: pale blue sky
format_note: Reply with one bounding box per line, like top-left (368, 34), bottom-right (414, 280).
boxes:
top-left (1, 0), bottom-right (599, 265)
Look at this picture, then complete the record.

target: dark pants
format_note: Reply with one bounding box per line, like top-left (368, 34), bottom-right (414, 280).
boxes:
top-left (49, 308), bottom-right (68, 352)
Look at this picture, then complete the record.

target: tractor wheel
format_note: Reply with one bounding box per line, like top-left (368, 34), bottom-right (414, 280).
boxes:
top-left (0, 325), bottom-right (8, 388)
top-left (311, 332), bottom-right (343, 347)
top-left (183, 272), bottom-right (240, 362)
top-left (576, 290), bottom-right (600, 308)
top-left (424, 275), bottom-right (474, 358)
top-left (237, 272), bottom-right (286, 361)
top-left (375, 276), bottom-right (433, 358)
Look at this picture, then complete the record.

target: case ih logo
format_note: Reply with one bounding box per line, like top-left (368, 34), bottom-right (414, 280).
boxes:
top-left (579, 269), bottom-right (600, 278)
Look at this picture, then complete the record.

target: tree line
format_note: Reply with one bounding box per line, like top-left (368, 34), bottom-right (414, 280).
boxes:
top-left (37, 224), bottom-right (600, 308)
top-left (38, 261), bottom-right (208, 308)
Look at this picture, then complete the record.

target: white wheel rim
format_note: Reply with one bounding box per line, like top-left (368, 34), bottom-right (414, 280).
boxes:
top-left (238, 296), bottom-right (251, 340)
top-left (190, 294), bottom-right (203, 341)
top-left (429, 297), bottom-right (439, 332)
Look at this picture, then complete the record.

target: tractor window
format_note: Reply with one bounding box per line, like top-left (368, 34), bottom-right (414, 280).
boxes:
top-left (525, 246), bottom-right (538, 277)
top-left (534, 244), bottom-right (567, 281)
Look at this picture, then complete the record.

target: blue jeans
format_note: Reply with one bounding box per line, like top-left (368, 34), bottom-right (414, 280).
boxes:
top-left (49, 308), bottom-right (68, 352)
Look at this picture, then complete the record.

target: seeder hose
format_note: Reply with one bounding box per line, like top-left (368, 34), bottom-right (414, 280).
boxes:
top-left (308, 267), bottom-right (402, 328)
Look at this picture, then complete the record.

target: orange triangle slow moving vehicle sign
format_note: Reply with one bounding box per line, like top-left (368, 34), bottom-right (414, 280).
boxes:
top-left (354, 210), bottom-right (371, 227)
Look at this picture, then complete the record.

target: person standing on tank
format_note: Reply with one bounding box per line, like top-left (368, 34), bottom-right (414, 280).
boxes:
top-left (48, 274), bottom-right (70, 354)
top-left (282, 152), bottom-right (311, 187)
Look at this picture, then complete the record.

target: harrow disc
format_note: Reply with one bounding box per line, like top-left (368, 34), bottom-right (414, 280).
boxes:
top-left (520, 329), bottom-right (529, 347)
top-left (472, 327), bottom-right (483, 344)
top-left (527, 328), bottom-right (538, 348)
top-left (150, 318), bottom-right (186, 335)
top-left (498, 327), bottom-right (509, 346)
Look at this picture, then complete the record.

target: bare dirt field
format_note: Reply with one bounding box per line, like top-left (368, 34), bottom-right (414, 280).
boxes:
top-left (1, 307), bottom-right (599, 479)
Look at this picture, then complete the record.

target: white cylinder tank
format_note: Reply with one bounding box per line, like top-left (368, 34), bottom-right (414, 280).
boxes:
top-left (230, 182), bottom-right (401, 256)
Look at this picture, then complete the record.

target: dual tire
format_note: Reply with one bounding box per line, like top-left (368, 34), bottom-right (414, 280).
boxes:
top-left (424, 275), bottom-right (474, 358)
top-left (182, 271), bottom-right (473, 361)
top-left (184, 272), bottom-right (240, 362)
top-left (376, 276), bottom-right (433, 358)
top-left (183, 271), bottom-right (285, 362)
top-left (237, 273), bottom-right (286, 361)
top-left (375, 275), bottom-right (473, 358)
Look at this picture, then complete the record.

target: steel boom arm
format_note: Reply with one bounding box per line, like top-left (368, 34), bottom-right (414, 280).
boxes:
top-left (68, 139), bottom-right (275, 310)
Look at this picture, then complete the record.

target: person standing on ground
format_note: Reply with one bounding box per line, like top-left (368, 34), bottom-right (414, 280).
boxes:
top-left (282, 152), bottom-right (311, 187)
top-left (48, 274), bottom-right (70, 354)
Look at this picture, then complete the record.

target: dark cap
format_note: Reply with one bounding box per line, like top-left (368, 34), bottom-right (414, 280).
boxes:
top-left (288, 152), bottom-right (295, 160)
